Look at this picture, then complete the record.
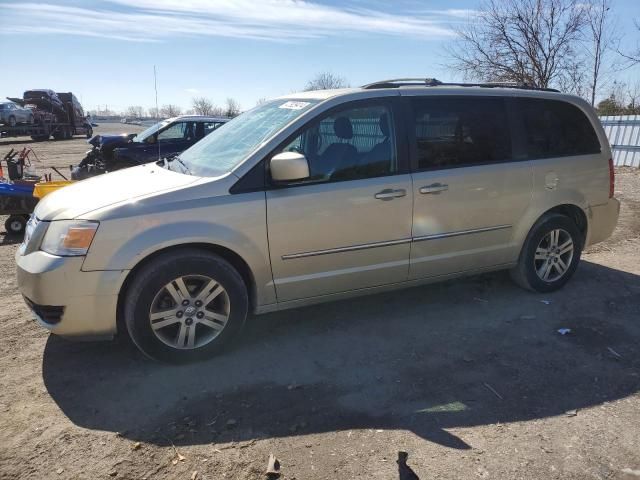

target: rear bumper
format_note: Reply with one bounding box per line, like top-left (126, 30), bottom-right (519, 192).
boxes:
top-left (15, 249), bottom-right (128, 339)
top-left (586, 198), bottom-right (620, 247)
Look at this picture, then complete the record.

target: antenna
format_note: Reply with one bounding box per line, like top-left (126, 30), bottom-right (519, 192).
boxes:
top-left (154, 65), bottom-right (161, 162)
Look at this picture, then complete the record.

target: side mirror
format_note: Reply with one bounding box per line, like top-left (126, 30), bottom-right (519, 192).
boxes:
top-left (270, 151), bottom-right (310, 182)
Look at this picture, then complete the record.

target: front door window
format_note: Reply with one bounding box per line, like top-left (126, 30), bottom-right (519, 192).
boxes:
top-left (157, 122), bottom-right (195, 143)
top-left (279, 104), bottom-right (397, 183)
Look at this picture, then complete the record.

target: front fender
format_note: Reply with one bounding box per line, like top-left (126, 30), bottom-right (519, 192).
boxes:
top-left (82, 191), bottom-right (276, 306)
top-left (96, 221), bottom-right (262, 271)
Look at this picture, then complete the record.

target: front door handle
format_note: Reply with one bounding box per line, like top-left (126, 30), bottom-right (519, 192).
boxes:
top-left (419, 183), bottom-right (448, 194)
top-left (375, 188), bottom-right (407, 200)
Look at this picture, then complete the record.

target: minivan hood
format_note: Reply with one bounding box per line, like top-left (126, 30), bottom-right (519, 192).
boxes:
top-left (35, 164), bottom-right (199, 221)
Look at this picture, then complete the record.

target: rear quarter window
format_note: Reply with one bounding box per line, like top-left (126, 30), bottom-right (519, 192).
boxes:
top-left (516, 98), bottom-right (600, 159)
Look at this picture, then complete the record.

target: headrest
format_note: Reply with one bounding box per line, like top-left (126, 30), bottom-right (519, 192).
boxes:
top-left (333, 116), bottom-right (353, 140)
top-left (379, 114), bottom-right (390, 137)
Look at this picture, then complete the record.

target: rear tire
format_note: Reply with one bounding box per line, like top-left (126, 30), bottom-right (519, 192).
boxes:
top-left (124, 249), bottom-right (249, 363)
top-left (510, 213), bottom-right (583, 293)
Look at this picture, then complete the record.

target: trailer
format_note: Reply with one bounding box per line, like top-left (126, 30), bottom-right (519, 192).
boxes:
top-left (0, 120), bottom-right (91, 141)
top-left (1, 91), bottom-right (93, 141)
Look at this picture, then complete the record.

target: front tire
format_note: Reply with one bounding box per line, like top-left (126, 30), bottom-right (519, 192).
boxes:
top-left (124, 249), bottom-right (249, 363)
top-left (510, 213), bottom-right (583, 293)
top-left (5, 215), bottom-right (27, 235)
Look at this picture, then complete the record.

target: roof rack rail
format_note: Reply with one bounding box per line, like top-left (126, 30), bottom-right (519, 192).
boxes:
top-left (361, 78), bottom-right (559, 93)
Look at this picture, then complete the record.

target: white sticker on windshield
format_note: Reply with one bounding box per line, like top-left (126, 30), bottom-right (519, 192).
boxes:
top-left (279, 101), bottom-right (310, 110)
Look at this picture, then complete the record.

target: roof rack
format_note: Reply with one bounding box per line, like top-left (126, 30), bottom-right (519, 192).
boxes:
top-left (361, 78), bottom-right (559, 93)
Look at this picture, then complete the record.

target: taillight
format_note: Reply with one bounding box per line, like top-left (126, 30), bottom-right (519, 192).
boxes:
top-left (608, 158), bottom-right (615, 198)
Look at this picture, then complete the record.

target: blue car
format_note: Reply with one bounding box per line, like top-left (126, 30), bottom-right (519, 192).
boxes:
top-left (72, 115), bottom-right (229, 179)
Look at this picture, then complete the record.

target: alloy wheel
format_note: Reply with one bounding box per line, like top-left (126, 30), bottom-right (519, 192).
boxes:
top-left (534, 228), bottom-right (574, 282)
top-left (148, 275), bottom-right (230, 349)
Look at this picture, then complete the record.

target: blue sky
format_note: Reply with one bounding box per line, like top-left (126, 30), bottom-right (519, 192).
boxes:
top-left (1, 0), bottom-right (639, 113)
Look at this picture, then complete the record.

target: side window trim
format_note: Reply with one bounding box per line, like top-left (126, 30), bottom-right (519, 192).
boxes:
top-left (402, 96), bottom-right (420, 173)
top-left (506, 97), bottom-right (529, 162)
top-left (513, 97), bottom-right (602, 160)
top-left (230, 97), bottom-right (409, 194)
top-left (406, 95), bottom-right (515, 173)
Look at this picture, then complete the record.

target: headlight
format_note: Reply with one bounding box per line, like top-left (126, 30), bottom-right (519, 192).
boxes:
top-left (40, 220), bottom-right (99, 256)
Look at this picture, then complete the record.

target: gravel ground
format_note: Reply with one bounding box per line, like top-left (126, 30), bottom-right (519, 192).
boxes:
top-left (0, 128), bottom-right (639, 479)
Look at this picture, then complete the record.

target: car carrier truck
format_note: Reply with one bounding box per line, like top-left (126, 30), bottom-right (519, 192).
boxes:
top-left (1, 90), bottom-right (93, 141)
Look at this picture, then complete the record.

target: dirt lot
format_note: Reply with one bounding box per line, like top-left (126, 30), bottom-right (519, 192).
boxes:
top-left (0, 128), bottom-right (639, 480)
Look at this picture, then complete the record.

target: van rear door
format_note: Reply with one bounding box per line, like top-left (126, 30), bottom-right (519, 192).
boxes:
top-left (404, 94), bottom-right (533, 279)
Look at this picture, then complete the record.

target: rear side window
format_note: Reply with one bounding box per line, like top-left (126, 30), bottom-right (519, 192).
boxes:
top-left (517, 98), bottom-right (600, 158)
top-left (410, 97), bottom-right (511, 170)
top-left (203, 121), bottom-right (225, 136)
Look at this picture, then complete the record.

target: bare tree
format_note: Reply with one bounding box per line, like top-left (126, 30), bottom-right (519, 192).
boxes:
top-left (626, 80), bottom-right (640, 112)
top-left (556, 59), bottom-right (588, 97)
top-left (596, 80), bottom-right (629, 115)
top-left (160, 104), bottom-right (182, 117)
top-left (617, 19), bottom-right (640, 65)
top-left (585, 0), bottom-right (616, 106)
top-left (448, 0), bottom-right (588, 88)
top-left (224, 98), bottom-right (241, 117)
top-left (255, 97), bottom-right (269, 106)
top-left (147, 106), bottom-right (159, 118)
top-left (304, 72), bottom-right (349, 91)
top-left (596, 95), bottom-right (623, 115)
top-left (192, 97), bottom-right (216, 116)
top-left (125, 105), bottom-right (145, 118)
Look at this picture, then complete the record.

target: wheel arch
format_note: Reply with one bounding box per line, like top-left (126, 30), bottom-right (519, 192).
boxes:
top-left (544, 204), bottom-right (588, 246)
top-left (116, 242), bottom-right (257, 336)
top-left (513, 202), bottom-right (589, 264)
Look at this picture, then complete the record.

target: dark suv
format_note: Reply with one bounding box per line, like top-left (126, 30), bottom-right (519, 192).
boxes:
top-left (72, 115), bottom-right (229, 179)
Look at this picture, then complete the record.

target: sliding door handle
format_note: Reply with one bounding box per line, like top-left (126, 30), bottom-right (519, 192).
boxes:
top-left (375, 188), bottom-right (407, 200)
top-left (419, 183), bottom-right (448, 194)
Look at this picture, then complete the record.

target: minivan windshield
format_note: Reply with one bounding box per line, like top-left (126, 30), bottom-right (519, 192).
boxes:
top-left (179, 99), bottom-right (320, 177)
top-left (133, 119), bottom-right (172, 142)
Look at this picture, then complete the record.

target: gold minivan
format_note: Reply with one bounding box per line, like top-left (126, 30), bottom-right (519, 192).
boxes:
top-left (16, 79), bottom-right (620, 362)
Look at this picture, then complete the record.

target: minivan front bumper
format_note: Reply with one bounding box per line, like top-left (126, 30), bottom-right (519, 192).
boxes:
top-left (15, 249), bottom-right (127, 339)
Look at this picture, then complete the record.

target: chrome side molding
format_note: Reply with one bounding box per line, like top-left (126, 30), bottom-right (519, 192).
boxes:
top-left (282, 238), bottom-right (412, 260)
top-left (412, 224), bottom-right (512, 242)
top-left (282, 224), bottom-right (512, 260)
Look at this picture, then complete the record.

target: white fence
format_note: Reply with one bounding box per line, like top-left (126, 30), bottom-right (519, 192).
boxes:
top-left (599, 115), bottom-right (640, 168)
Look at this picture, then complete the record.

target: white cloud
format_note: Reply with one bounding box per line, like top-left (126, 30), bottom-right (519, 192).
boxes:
top-left (0, 1), bottom-right (459, 43)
